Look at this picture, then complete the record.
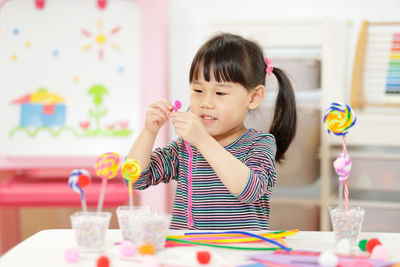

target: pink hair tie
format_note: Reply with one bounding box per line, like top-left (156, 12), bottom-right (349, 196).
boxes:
top-left (265, 58), bottom-right (273, 75)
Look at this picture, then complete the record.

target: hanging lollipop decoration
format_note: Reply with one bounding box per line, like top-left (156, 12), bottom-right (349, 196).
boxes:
top-left (68, 169), bottom-right (92, 212)
top-left (324, 102), bottom-right (357, 210)
top-left (95, 152), bottom-right (120, 213)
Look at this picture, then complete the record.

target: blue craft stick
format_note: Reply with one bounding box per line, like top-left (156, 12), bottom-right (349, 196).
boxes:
top-left (184, 231), bottom-right (291, 252)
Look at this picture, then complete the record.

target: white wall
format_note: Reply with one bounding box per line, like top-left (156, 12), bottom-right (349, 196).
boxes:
top-left (168, 0), bottom-right (400, 131)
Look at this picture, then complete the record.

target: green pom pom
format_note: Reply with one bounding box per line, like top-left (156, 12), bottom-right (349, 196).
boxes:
top-left (359, 239), bottom-right (368, 251)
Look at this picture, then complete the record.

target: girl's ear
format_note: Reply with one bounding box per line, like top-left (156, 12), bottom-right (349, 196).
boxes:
top-left (249, 85), bottom-right (266, 109)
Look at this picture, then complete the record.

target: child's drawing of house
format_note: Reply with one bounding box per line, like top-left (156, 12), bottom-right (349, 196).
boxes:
top-left (11, 88), bottom-right (67, 127)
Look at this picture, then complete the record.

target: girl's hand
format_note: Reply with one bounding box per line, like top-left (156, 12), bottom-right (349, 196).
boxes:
top-left (145, 99), bottom-right (173, 134)
top-left (170, 112), bottom-right (209, 147)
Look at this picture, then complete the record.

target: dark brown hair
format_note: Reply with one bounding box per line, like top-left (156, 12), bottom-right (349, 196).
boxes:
top-left (189, 33), bottom-right (297, 162)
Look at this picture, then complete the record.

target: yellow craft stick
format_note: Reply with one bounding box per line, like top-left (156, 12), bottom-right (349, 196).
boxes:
top-left (167, 229), bottom-right (298, 242)
top-left (171, 237), bottom-right (287, 245)
top-left (168, 232), bottom-right (296, 243)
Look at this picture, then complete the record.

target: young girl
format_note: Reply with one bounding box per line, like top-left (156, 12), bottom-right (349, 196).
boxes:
top-left (126, 33), bottom-right (296, 230)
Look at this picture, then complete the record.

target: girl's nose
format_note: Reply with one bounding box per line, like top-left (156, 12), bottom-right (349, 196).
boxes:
top-left (200, 94), bottom-right (214, 109)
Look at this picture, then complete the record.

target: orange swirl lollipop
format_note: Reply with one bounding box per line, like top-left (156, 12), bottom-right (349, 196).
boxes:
top-left (122, 159), bottom-right (142, 207)
top-left (95, 152), bottom-right (120, 212)
top-left (323, 102), bottom-right (356, 136)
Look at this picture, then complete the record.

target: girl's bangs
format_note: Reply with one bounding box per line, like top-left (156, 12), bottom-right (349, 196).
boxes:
top-left (191, 52), bottom-right (246, 85)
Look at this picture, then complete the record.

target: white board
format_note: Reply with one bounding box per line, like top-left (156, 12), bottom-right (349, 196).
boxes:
top-left (0, 0), bottom-right (142, 162)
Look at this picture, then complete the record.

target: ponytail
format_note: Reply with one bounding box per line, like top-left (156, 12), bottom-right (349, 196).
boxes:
top-left (269, 67), bottom-right (297, 162)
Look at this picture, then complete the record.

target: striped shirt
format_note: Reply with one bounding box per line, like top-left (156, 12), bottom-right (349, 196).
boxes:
top-left (130, 128), bottom-right (277, 230)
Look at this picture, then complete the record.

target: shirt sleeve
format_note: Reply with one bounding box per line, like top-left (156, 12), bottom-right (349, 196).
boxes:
top-left (127, 139), bottom-right (180, 190)
top-left (234, 134), bottom-right (277, 203)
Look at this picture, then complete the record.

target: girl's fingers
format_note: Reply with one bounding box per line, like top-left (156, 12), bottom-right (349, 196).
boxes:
top-left (170, 111), bottom-right (190, 122)
top-left (149, 99), bottom-right (173, 115)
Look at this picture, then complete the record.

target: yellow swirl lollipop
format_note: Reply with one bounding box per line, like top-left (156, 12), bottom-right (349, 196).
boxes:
top-left (323, 102), bottom-right (356, 136)
top-left (122, 159), bottom-right (142, 206)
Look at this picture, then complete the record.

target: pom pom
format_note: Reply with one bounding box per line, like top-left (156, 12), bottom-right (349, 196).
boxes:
top-left (138, 244), bottom-right (156, 255)
top-left (97, 255), bottom-right (110, 267)
top-left (371, 245), bottom-right (389, 260)
top-left (119, 241), bottom-right (136, 257)
top-left (174, 100), bottom-right (182, 111)
top-left (318, 251), bottom-right (338, 267)
top-left (64, 247), bottom-right (79, 262)
top-left (333, 153), bottom-right (351, 178)
top-left (141, 255), bottom-right (160, 267)
top-left (196, 251), bottom-right (211, 265)
top-left (336, 239), bottom-right (351, 254)
top-left (366, 238), bottom-right (381, 253)
top-left (358, 239), bottom-right (368, 251)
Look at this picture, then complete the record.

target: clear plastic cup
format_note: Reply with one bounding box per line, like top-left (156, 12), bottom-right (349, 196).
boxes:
top-left (70, 211), bottom-right (111, 253)
top-left (116, 206), bottom-right (151, 242)
top-left (127, 209), bottom-right (171, 252)
top-left (329, 206), bottom-right (365, 246)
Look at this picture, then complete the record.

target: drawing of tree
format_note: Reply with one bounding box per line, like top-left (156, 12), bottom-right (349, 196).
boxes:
top-left (88, 84), bottom-right (108, 131)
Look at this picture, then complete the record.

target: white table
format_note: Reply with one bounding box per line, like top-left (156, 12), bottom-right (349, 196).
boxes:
top-left (1, 229), bottom-right (399, 266)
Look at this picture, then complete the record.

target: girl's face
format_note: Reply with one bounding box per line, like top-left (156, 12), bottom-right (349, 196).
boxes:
top-left (190, 71), bottom-right (254, 146)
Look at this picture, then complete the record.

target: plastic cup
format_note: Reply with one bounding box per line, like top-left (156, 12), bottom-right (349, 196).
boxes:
top-left (329, 206), bottom-right (365, 246)
top-left (127, 209), bottom-right (171, 252)
top-left (116, 206), bottom-right (151, 242)
top-left (70, 211), bottom-right (111, 253)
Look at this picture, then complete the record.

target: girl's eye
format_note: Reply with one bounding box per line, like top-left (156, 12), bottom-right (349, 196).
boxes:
top-left (216, 92), bottom-right (226, 96)
top-left (193, 89), bottom-right (202, 93)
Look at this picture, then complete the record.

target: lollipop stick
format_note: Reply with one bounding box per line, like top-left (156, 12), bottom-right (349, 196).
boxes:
top-left (128, 180), bottom-right (134, 208)
top-left (338, 179), bottom-right (344, 209)
top-left (344, 179), bottom-right (349, 210)
top-left (342, 136), bottom-right (349, 210)
top-left (81, 198), bottom-right (87, 212)
top-left (97, 178), bottom-right (107, 213)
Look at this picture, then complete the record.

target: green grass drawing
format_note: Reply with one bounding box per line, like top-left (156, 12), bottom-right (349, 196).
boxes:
top-left (9, 126), bottom-right (79, 138)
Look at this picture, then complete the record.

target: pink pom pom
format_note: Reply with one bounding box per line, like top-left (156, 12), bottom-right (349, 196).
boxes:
top-left (119, 241), bottom-right (136, 257)
top-left (371, 245), bottom-right (389, 260)
top-left (64, 247), bottom-right (79, 262)
top-left (174, 100), bottom-right (182, 111)
top-left (141, 255), bottom-right (160, 267)
top-left (334, 153), bottom-right (351, 177)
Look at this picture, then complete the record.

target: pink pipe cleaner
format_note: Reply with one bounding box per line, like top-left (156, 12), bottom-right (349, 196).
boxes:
top-left (174, 100), bottom-right (194, 228)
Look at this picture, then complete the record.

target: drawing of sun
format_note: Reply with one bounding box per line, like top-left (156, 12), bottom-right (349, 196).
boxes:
top-left (81, 19), bottom-right (121, 60)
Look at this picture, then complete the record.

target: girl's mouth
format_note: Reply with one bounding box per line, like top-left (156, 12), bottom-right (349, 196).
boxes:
top-left (201, 115), bottom-right (216, 123)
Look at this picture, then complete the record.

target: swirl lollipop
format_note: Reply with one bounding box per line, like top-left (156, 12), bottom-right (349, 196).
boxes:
top-left (324, 102), bottom-right (356, 136)
top-left (95, 152), bottom-right (120, 212)
top-left (121, 159), bottom-right (142, 207)
top-left (69, 169), bottom-right (91, 212)
top-left (324, 102), bottom-right (356, 210)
